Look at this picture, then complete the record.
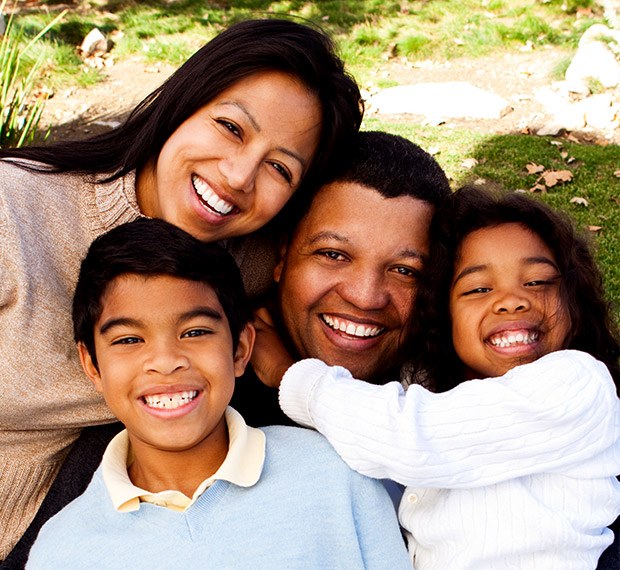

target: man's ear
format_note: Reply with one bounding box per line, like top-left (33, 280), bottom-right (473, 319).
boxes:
top-left (233, 323), bottom-right (256, 377)
top-left (77, 342), bottom-right (104, 393)
top-left (273, 241), bottom-right (288, 284)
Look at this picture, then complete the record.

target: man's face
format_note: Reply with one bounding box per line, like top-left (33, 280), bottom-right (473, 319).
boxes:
top-left (275, 181), bottom-right (434, 380)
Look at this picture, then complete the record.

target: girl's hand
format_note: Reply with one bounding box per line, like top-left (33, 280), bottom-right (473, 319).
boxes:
top-left (250, 307), bottom-right (295, 388)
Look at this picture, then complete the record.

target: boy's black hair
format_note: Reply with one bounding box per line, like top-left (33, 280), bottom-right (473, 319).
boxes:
top-left (73, 218), bottom-right (252, 368)
top-left (410, 184), bottom-right (620, 393)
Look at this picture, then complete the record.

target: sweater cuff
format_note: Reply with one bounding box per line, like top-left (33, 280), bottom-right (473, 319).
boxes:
top-left (279, 358), bottom-right (330, 428)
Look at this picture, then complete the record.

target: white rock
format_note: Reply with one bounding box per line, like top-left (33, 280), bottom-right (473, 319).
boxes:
top-left (566, 24), bottom-right (620, 88)
top-left (80, 28), bottom-right (109, 55)
top-left (368, 82), bottom-right (512, 120)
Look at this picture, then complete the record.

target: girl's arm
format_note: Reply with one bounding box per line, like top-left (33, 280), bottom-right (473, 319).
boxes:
top-left (279, 350), bottom-right (620, 487)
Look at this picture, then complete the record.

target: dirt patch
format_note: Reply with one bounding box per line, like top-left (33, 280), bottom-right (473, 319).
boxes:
top-left (41, 47), bottom-right (619, 144)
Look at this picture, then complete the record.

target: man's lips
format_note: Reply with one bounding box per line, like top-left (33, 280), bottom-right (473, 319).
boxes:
top-left (191, 174), bottom-right (235, 216)
top-left (320, 313), bottom-right (385, 339)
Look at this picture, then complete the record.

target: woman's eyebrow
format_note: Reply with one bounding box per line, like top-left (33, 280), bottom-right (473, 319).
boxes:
top-left (219, 100), bottom-right (307, 168)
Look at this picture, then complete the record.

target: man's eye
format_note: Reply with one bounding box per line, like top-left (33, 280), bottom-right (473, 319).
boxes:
top-left (317, 250), bottom-right (346, 261)
top-left (525, 280), bottom-right (551, 287)
top-left (112, 337), bottom-right (142, 345)
top-left (392, 266), bottom-right (420, 278)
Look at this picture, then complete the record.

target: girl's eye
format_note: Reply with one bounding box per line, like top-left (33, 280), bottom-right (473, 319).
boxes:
top-left (182, 329), bottom-right (213, 339)
top-left (112, 336), bottom-right (142, 345)
top-left (217, 119), bottom-right (241, 138)
top-left (269, 161), bottom-right (292, 184)
top-left (462, 287), bottom-right (491, 296)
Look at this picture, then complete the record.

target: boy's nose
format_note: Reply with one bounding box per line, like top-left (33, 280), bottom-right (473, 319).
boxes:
top-left (143, 344), bottom-right (190, 375)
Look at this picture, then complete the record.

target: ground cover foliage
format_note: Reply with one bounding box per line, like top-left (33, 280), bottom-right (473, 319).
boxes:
top-left (6, 0), bottom-right (620, 316)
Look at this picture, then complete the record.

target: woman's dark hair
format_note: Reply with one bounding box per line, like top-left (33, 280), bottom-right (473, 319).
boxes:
top-left (1, 18), bottom-right (362, 198)
top-left (410, 184), bottom-right (620, 393)
top-left (73, 218), bottom-right (252, 368)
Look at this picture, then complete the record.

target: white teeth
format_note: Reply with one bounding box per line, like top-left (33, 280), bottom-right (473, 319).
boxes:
top-left (322, 315), bottom-right (382, 338)
top-left (489, 331), bottom-right (539, 347)
top-left (143, 390), bottom-right (198, 410)
top-left (192, 175), bottom-right (234, 215)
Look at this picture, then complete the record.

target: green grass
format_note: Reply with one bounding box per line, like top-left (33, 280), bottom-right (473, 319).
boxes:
top-left (6, 0), bottom-right (619, 318)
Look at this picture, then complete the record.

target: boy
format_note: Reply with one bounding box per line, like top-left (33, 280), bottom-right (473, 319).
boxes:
top-left (27, 218), bottom-right (410, 569)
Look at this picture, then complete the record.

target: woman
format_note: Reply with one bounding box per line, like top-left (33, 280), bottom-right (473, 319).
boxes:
top-left (0, 17), bottom-right (362, 561)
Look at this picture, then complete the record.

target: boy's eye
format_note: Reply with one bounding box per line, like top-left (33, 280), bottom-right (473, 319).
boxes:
top-left (111, 336), bottom-right (142, 345)
top-left (182, 329), bottom-right (213, 339)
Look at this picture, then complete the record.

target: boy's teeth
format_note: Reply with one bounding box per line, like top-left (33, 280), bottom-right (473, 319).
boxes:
top-left (143, 390), bottom-right (198, 410)
top-left (192, 175), bottom-right (233, 215)
top-left (489, 330), bottom-right (539, 348)
top-left (322, 314), bottom-right (382, 338)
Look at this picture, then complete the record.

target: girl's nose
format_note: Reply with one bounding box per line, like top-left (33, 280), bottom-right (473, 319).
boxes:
top-left (492, 290), bottom-right (531, 314)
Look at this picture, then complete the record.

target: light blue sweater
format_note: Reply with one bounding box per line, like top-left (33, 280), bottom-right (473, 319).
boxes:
top-left (27, 426), bottom-right (411, 569)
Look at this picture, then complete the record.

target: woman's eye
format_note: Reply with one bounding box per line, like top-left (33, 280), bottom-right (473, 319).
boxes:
top-left (112, 337), bottom-right (142, 345)
top-left (217, 119), bottom-right (241, 138)
top-left (269, 161), bottom-right (292, 184)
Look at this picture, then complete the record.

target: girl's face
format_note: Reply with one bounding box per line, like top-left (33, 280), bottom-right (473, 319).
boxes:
top-left (136, 70), bottom-right (322, 242)
top-left (449, 222), bottom-right (571, 379)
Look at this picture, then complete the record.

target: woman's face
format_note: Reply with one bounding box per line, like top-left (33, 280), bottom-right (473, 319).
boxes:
top-left (136, 70), bottom-right (322, 242)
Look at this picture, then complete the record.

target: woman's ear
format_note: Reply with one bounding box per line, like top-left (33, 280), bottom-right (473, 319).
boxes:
top-left (77, 342), bottom-right (104, 393)
top-left (233, 323), bottom-right (256, 377)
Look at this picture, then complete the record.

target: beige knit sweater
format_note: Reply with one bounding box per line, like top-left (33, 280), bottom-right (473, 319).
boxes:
top-left (0, 160), bottom-right (278, 558)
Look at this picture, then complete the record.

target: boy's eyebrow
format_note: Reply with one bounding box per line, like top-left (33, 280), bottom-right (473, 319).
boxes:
top-left (98, 307), bottom-right (223, 335)
top-left (452, 256), bottom-right (560, 285)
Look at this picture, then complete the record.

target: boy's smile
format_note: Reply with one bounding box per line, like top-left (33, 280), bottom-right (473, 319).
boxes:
top-left (78, 274), bottom-right (253, 460)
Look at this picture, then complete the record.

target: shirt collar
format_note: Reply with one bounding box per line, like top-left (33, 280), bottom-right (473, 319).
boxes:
top-left (102, 407), bottom-right (266, 512)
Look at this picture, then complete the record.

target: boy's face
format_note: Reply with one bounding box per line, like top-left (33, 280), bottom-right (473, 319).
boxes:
top-left (78, 274), bottom-right (254, 455)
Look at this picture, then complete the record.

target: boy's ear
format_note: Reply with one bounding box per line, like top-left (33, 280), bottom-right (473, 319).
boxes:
top-left (77, 342), bottom-right (104, 393)
top-left (272, 241), bottom-right (288, 284)
top-left (233, 323), bottom-right (256, 377)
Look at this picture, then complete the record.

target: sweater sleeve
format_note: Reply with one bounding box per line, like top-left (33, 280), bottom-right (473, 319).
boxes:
top-left (279, 350), bottom-right (620, 488)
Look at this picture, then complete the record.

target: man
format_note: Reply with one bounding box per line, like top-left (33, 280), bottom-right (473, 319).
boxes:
top-left (231, 130), bottom-right (450, 425)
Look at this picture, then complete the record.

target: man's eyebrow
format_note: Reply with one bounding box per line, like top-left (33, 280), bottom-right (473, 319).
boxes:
top-left (452, 256), bottom-right (559, 285)
top-left (220, 100), bottom-right (307, 168)
top-left (307, 231), bottom-right (350, 245)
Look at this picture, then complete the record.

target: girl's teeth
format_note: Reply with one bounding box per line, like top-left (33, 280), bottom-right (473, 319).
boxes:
top-left (143, 390), bottom-right (198, 410)
top-left (192, 175), bottom-right (233, 215)
top-left (489, 331), bottom-right (539, 347)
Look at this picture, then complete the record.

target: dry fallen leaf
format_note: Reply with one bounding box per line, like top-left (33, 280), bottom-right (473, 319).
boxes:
top-left (588, 225), bottom-right (603, 232)
top-left (461, 158), bottom-right (479, 169)
top-left (540, 169), bottom-right (573, 187)
top-left (529, 183), bottom-right (547, 193)
top-left (526, 162), bottom-right (545, 174)
top-left (570, 196), bottom-right (589, 207)
top-left (550, 140), bottom-right (563, 147)
top-left (614, 170), bottom-right (620, 178)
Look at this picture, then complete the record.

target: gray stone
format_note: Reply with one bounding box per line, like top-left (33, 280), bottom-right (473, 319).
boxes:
top-left (368, 81), bottom-right (512, 120)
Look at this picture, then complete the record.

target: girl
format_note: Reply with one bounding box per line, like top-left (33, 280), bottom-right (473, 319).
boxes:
top-left (277, 185), bottom-right (620, 569)
top-left (0, 18), bottom-right (362, 561)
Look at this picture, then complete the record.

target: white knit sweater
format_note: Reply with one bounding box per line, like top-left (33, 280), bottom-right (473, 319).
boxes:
top-left (280, 350), bottom-right (620, 569)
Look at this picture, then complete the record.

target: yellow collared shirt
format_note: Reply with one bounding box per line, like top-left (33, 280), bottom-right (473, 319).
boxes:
top-left (101, 407), bottom-right (266, 512)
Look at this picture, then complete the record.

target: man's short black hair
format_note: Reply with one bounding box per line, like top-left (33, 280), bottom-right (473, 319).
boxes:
top-left (72, 218), bottom-right (251, 367)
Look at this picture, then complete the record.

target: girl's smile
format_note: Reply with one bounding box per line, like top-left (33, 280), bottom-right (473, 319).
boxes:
top-left (449, 223), bottom-right (571, 379)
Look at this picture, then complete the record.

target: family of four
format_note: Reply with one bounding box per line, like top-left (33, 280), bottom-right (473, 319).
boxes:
top-left (0, 17), bottom-right (618, 570)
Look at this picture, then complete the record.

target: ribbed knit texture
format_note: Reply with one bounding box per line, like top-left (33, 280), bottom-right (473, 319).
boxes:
top-left (280, 350), bottom-right (620, 569)
top-left (27, 426), bottom-right (411, 569)
top-left (0, 160), bottom-right (278, 558)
